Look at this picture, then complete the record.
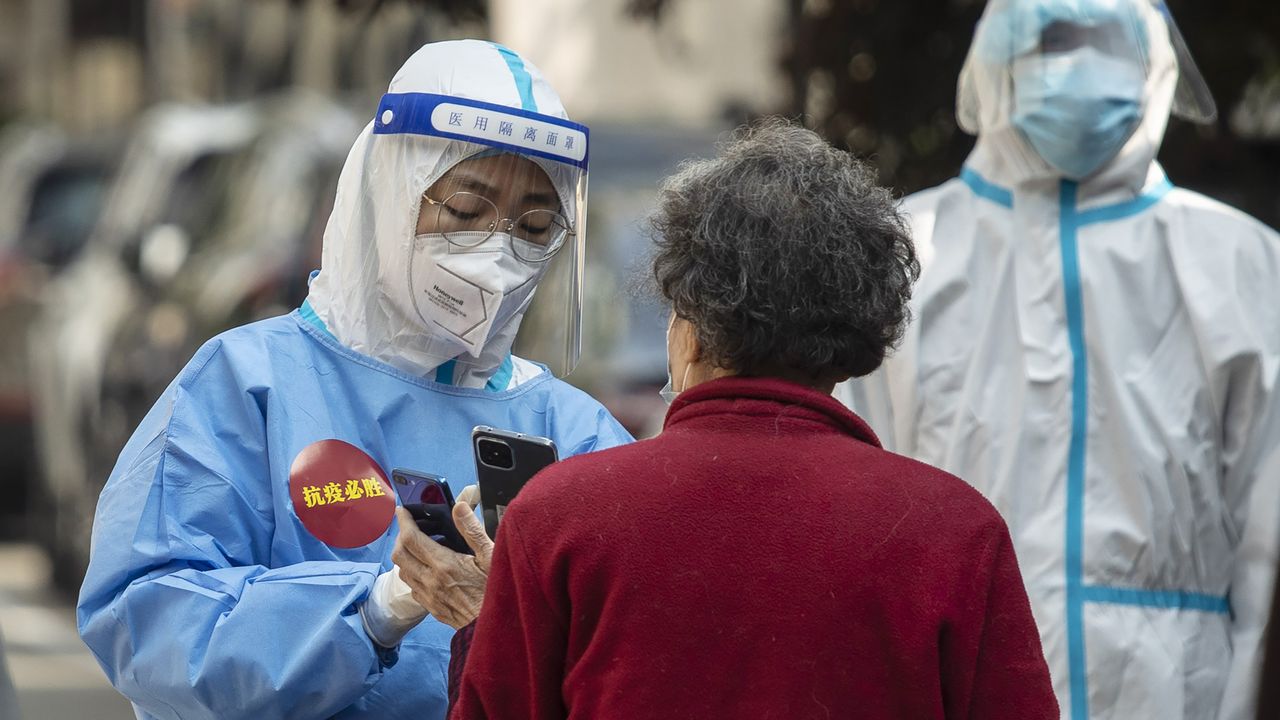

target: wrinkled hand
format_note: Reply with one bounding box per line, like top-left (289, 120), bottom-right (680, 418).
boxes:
top-left (392, 500), bottom-right (494, 629)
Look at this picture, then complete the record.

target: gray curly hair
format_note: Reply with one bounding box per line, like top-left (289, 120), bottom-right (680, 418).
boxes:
top-left (650, 119), bottom-right (920, 380)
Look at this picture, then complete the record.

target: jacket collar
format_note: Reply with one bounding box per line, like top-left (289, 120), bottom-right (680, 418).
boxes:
top-left (663, 376), bottom-right (881, 448)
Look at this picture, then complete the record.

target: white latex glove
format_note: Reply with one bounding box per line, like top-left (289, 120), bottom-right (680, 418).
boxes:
top-left (359, 565), bottom-right (428, 648)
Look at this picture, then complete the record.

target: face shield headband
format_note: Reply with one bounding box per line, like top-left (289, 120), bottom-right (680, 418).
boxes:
top-left (373, 92), bottom-right (590, 171)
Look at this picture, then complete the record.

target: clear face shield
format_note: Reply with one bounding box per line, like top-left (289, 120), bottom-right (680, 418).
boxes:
top-left (373, 92), bottom-right (589, 377)
top-left (1151, 1), bottom-right (1216, 124)
top-left (956, 0), bottom-right (1216, 177)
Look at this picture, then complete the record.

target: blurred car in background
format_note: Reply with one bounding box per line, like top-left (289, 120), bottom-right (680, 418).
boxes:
top-left (89, 92), bottom-right (357, 521)
top-left (28, 100), bottom-right (262, 589)
top-left (30, 92), bottom-right (360, 591)
top-left (30, 93), bottom-right (362, 590)
top-left (0, 125), bottom-right (116, 538)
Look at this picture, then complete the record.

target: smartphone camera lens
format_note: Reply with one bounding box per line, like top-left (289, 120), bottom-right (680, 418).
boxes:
top-left (477, 438), bottom-right (515, 470)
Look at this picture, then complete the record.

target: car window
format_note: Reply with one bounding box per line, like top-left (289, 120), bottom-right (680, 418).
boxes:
top-left (21, 162), bottom-right (112, 268)
top-left (156, 150), bottom-right (244, 250)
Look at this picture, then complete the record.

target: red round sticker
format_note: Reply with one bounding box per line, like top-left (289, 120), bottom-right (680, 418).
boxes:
top-left (289, 439), bottom-right (395, 548)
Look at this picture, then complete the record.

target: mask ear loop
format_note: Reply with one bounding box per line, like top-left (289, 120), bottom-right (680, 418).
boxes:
top-left (667, 314), bottom-right (694, 394)
top-left (407, 191), bottom-right (428, 327)
top-left (676, 363), bottom-right (692, 394)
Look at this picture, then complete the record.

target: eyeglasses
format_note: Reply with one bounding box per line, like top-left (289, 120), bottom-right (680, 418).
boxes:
top-left (423, 191), bottom-right (574, 263)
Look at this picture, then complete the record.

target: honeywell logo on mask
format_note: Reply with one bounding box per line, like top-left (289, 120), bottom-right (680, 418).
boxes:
top-left (432, 285), bottom-right (465, 309)
top-left (410, 235), bottom-right (542, 355)
top-left (414, 261), bottom-right (499, 349)
top-left (424, 279), bottom-right (486, 330)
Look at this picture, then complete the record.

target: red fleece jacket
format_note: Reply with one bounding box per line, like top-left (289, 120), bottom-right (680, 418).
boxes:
top-left (451, 377), bottom-right (1057, 719)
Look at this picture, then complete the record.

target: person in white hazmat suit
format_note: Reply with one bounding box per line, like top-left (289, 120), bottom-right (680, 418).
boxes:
top-left (77, 40), bottom-right (631, 719)
top-left (838, 1), bottom-right (1280, 718)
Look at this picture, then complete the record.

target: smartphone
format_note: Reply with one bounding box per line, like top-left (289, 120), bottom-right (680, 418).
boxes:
top-left (390, 468), bottom-right (471, 555)
top-left (391, 468), bottom-right (453, 507)
top-left (472, 426), bottom-right (558, 538)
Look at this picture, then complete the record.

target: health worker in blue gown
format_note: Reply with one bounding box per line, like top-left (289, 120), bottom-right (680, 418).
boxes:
top-left (76, 39), bottom-right (632, 720)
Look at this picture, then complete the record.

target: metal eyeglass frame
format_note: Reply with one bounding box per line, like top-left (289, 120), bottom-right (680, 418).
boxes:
top-left (423, 191), bottom-right (575, 264)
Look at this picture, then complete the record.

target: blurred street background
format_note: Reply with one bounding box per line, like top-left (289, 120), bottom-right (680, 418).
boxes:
top-left (0, 0), bottom-right (1275, 715)
top-left (0, 545), bottom-right (134, 718)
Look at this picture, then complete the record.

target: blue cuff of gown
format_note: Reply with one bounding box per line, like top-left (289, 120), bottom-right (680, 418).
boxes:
top-left (375, 643), bottom-right (400, 669)
top-left (345, 593), bottom-right (401, 670)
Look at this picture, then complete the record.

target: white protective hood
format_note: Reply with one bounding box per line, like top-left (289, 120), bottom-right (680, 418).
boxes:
top-left (307, 40), bottom-right (583, 387)
top-left (956, 0), bottom-right (1211, 198)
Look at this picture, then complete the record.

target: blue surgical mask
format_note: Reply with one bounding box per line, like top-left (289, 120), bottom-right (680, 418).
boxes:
top-left (1012, 48), bottom-right (1144, 179)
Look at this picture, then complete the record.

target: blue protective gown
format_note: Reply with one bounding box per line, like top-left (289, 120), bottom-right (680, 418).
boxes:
top-left (76, 311), bottom-right (632, 720)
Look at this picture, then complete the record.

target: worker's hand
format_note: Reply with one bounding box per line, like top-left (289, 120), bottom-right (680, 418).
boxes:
top-left (392, 501), bottom-right (494, 629)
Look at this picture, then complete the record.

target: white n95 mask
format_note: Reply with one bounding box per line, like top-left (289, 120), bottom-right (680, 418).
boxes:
top-left (409, 232), bottom-right (544, 357)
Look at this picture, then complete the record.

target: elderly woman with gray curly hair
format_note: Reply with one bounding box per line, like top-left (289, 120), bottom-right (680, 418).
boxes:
top-left (405, 119), bottom-right (1058, 719)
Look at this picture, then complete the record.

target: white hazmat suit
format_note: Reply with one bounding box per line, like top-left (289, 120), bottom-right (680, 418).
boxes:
top-left (839, 2), bottom-right (1280, 718)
